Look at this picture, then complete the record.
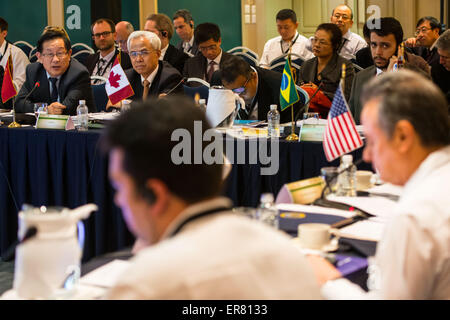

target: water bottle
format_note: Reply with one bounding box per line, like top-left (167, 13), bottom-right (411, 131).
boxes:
top-left (267, 104), bottom-right (280, 138)
top-left (198, 99), bottom-right (207, 112)
top-left (336, 154), bottom-right (357, 197)
top-left (257, 193), bottom-right (279, 229)
top-left (76, 100), bottom-right (89, 131)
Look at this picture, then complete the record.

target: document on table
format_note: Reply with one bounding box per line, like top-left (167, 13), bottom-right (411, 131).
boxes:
top-left (277, 203), bottom-right (354, 218)
top-left (79, 259), bottom-right (131, 288)
top-left (88, 112), bottom-right (121, 121)
top-left (338, 219), bottom-right (385, 242)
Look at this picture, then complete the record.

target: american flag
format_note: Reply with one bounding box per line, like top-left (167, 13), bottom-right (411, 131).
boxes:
top-left (323, 83), bottom-right (363, 162)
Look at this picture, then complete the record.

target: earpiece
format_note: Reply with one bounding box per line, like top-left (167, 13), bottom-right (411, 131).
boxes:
top-left (161, 30), bottom-right (168, 37)
top-left (139, 186), bottom-right (156, 205)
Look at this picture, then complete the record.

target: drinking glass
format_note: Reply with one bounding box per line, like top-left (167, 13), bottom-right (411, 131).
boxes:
top-left (34, 103), bottom-right (48, 120)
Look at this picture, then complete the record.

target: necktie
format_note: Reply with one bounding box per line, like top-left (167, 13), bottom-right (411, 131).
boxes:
top-left (49, 77), bottom-right (59, 103)
top-left (338, 38), bottom-right (348, 54)
top-left (142, 79), bottom-right (150, 100)
top-left (97, 58), bottom-right (106, 76)
top-left (207, 61), bottom-right (216, 82)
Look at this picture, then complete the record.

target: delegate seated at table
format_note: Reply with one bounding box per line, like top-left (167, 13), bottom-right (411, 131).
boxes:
top-left (101, 96), bottom-right (322, 299)
top-left (298, 23), bottom-right (354, 118)
top-left (15, 28), bottom-right (95, 115)
top-left (308, 70), bottom-right (450, 300)
top-left (106, 31), bottom-right (183, 110)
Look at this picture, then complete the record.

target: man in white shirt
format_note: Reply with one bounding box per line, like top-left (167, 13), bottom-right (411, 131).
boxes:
top-left (308, 70), bottom-right (450, 300)
top-left (102, 96), bottom-right (322, 299)
top-left (0, 17), bottom-right (29, 96)
top-left (173, 9), bottom-right (198, 57)
top-left (306, 5), bottom-right (367, 61)
top-left (259, 9), bottom-right (314, 68)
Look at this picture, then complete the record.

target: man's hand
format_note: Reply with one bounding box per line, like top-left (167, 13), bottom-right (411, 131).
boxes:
top-left (106, 99), bottom-right (122, 110)
top-left (388, 54), bottom-right (398, 72)
top-left (306, 255), bottom-right (342, 286)
top-left (47, 102), bottom-right (66, 115)
top-left (404, 37), bottom-right (417, 48)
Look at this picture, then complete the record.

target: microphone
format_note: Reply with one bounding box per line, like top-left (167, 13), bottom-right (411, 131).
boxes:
top-left (1, 226), bottom-right (38, 261)
top-left (294, 82), bottom-right (323, 122)
top-left (163, 77), bottom-right (186, 96)
top-left (24, 81), bottom-right (40, 103)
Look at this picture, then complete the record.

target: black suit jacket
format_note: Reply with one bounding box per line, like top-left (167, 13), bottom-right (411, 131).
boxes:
top-left (175, 39), bottom-right (199, 57)
top-left (15, 59), bottom-right (95, 115)
top-left (298, 53), bottom-right (355, 102)
top-left (125, 60), bottom-right (183, 100)
top-left (348, 65), bottom-right (376, 124)
top-left (183, 50), bottom-right (233, 83)
top-left (164, 44), bottom-right (189, 74)
top-left (84, 48), bottom-right (132, 77)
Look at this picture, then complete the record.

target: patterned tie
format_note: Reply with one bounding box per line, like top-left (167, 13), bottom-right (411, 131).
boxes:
top-left (49, 77), bottom-right (59, 103)
top-left (207, 61), bottom-right (216, 82)
top-left (142, 79), bottom-right (150, 100)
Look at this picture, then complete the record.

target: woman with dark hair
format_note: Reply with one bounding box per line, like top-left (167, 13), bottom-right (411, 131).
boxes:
top-left (298, 23), bottom-right (354, 118)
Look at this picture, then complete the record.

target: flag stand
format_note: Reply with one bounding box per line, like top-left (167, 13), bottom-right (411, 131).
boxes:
top-left (285, 47), bottom-right (299, 141)
top-left (8, 98), bottom-right (20, 128)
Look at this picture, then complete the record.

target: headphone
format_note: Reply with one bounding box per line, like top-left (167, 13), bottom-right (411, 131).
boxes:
top-left (161, 30), bottom-right (168, 38)
top-left (140, 186), bottom-right (156, 205)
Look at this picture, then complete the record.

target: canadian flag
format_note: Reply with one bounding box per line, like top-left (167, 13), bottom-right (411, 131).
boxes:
top-left (105, 56), bottom-right (134, 105)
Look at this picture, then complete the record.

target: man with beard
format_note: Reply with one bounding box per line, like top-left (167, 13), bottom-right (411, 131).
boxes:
top-left (85, 19), bottom-right (132, 84)
top-left (348, 17), bottom-right (430, 124)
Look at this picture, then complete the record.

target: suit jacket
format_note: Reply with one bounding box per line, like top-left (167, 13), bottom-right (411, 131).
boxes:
top-left (163, 44), bottom-right (189, 74)
top-left (348, 65), bottom-right (376, 124)
top-left (176, 39), bottom-right (199, 57)
top-left (125, 60), bottom-right (183, 101)
top-left (15, 58), bottom-right (95, 115)
top-left (355, 46), bottom-right (374, 69)
top-left (431, 61), bottom-right (450, 106)
top-left (84, 48), bottom-right (132, 76)
top-left (298, 53), bottom-right (355, 102)
top-left (183, 50), bottom-right (233, 83)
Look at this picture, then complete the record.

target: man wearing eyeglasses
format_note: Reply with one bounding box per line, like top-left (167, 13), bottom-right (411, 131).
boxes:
top-left (182, 23), bottom-right (233, 84)
top-left (15, 28), bottom-right (95, 115)
top-left (107, 31), bottom-right (183, 109)
top-left (84, 19), bottom-right (132, 85)
top-left (145, 14), bottom-right (189, 74)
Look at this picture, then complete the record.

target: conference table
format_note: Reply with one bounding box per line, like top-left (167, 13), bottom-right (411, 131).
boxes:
top-left (0, 125), bottom-right (370, 262)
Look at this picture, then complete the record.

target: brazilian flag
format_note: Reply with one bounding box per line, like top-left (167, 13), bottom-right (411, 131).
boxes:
top-left (279, 57), bottom-right (299, 111)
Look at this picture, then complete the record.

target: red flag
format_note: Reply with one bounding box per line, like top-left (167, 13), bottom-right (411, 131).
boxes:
top-left (105, 56), bottom-right (134, 105)
top-left (2, 56), bottom-right (17, 103)
top-left (323, 82), bottom-right (363, 162)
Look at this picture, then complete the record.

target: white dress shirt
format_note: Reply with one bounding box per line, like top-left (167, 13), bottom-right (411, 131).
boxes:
top-left (159, 45), bottom-right (168, 61)
top-left (322, 145), bottom-right (450, 299)
top-left (307, 30), bottom-right (367, 61)
top-left (259, 31), bottom-right (314, 68)
top-left (106, 197), bottom-right (322, 299)
top-left (0, 40), bottom-right (30, 92)
top-left (207, 49), bottom-right (222, 73)
top-left (140, 64), bottom-right (159, 88)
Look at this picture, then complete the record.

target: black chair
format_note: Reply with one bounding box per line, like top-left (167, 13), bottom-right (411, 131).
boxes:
top-left (227, 46), bottom-right (260, 67)
top-left (13, 41), bottom-right (34, 58)
top-left (183, 77), bottom-right (210, 101)
top-left (90, 76), bottom-right (108, 112)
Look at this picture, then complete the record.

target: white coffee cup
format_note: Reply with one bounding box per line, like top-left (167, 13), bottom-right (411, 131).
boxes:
top-left (297, 223), bottom-right (337, 250)
top-left (356, 170), bottom-right (374, 190)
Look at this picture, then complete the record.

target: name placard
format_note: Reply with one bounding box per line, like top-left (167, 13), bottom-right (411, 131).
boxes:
top-left (299, 124), bottom-right (326, 142)
top-left (36, 114), bottom-right (71, 130)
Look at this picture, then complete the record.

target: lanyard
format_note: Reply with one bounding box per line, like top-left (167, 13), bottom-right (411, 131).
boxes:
top-left (95, 52), bottom-right (115, 77)
top-left (280, 33), bottom-right (300, 54)
top-left (168, 206), bottom-right (231, 238)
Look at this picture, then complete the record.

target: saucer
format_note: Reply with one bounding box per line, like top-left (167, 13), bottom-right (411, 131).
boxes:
top-left (291, 237), bottom-right (339, 253)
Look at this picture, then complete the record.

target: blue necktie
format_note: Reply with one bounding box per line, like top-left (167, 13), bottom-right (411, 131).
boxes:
top-left (49, 77), bottom-right (58, 103)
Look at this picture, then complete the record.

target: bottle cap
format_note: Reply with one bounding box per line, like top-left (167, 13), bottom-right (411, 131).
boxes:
top-left (79, 100), bottom-right (86, 105)
top-left (260, 193), bottom-right (274, 203)
top-left (270, 104), bottom-right (277, 111)
top-left (199, 99), bottom-right (206, 105)
top-left (342, 154), bottom-right (353, 164)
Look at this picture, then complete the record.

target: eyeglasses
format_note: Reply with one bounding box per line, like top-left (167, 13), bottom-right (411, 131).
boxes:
top-left (333, 14), bottom-right (350, 21)
top-left (129, 50), bottom-right (153, 59)
top-left (232, 76), bottom-right (250, 94)
top-left (199, 44), bottom-right (218, 52)
top-left (312, 38), bottom-right (331, 46)
top-left (415, 27), bottom-right (432, 36)
top-left (92, 31), bottom-right (113, 39)
top-left (41, 51), bottom-right (68, 59)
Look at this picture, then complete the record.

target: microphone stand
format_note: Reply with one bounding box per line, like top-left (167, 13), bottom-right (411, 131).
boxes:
top-left (8, 96), bottom-right (20, 128)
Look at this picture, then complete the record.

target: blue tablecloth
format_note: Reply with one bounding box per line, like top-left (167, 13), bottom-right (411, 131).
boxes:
top-left (0, 127), bottom-right (371, 261)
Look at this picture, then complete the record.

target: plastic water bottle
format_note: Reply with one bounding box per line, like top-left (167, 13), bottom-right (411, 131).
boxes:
top-left (257, 193), bottom-right (279, 229)
top-left (198, 99), bottom-right (207, 112)
top-left (267, 104), bottom-right (280, 138)
top-left (336, 155), bottom-right (357, 197)
top-left (76, 100), bottom-right (89, 131)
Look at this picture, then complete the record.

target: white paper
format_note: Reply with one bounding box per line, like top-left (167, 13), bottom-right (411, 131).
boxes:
top-left (326, 195), bottom-right (397, 221)
top-left (367, 183), bottom-right (403, 197)
top-left (276, 203), bottom-right (354, 218)
top-left (206, 89), bottom-right (240, 127)
top-left (88, 112), bottom-right (120, 121)
top-left (79, 259), bottom-right (130, 288)
top-left (338, 219), bottom-right (385, 241)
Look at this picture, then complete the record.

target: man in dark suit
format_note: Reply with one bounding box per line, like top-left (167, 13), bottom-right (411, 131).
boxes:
top-left (15, 29), bottom-right (95, 115)
top-left (106, 31), bottom-right (183, 109)
top-left (349, 18), bottom-right (430, 124)
top-left (144, 13), bottom-right (189, 74)
top-left (84, 19), bottom-right (132, 84)
top-left (183, 23), bottom-right (233, 84)
top-left (434, 30), bottom-right (450, 109)
top-left (216, 55), bottom-right (301, 123)
top-left (173, 9), bottom-right (199, 57)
